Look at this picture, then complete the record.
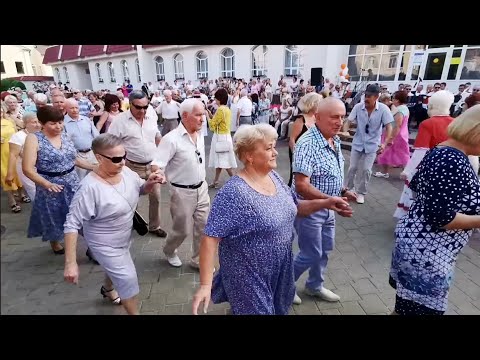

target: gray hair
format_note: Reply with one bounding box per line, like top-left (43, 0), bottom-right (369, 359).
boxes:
top-left (92, 133), bottom-right (124, 154)
top-left (4, 95), bottom-right (18, 103)
top-left (179, 98), bottom-right (203, 117)
top-left (128, 90), bottom-right (147, 103)
top-left (233, 123), bottom-right (278, 163)
top-left (33, 93), bottom-right (48, 104)
top-left (163, 89), bottom-right (172, 97)
top-left (428, 90), bottom-right (454, 117)
top-left (22, 112), bottom-right (37, 124)
top-left (65, 98), bottom-right (79, 108)
top-left (240, 89), bottom-right (248, 97)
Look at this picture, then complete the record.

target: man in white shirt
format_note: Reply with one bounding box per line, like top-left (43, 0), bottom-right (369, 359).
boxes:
top-left (108, 90), bottom-right (167, 238)
top-left (156, 90), bottom-right (180, 136)
top-left (236, 89), bottom-right (253, 127)
top-left (152, 98), bottom-right (210, 268)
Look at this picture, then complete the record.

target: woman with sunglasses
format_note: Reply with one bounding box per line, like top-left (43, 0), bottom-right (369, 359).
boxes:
top-left (63, 134), bottom-right (166, 315)
top-left (22, 106), bottom-right (96, 255)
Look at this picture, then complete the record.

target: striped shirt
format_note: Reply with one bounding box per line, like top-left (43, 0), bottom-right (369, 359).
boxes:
top-left (292, 125), bottom-right (344, 198)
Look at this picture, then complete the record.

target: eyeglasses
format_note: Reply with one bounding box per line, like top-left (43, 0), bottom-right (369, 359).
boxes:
top-left (195, 150), bottom-right (203, 164)
top-left (365, 124), bottom-right (370, 134)
top-left (434, 87), bottom-right (441, 89)
top-left (73, 92), bottom-right (80, 94)
top-left (98, 152), bottom-right (127, 163)
top-left (473, 88), bottom-right (480, 92)
top-left (131, 103), bottom-right (149, 110)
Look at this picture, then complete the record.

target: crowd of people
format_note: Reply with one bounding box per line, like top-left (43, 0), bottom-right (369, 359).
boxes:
top-left (1, 73), bottom-right (479, 316)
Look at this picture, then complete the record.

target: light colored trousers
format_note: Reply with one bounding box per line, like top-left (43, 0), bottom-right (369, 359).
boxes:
top-left (345, 149), bottom-right (377, 195)
top-left (294, 209), bottom-right (335, 291)
top-left (164, 182), bottom-right (210, 261)
top-left (75, 150), bottom-right (98, 180)
top-left (125, 160), bottom-right (162, 231)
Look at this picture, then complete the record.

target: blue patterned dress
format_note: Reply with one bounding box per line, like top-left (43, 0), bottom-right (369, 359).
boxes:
top-left (204, 171), bottom-right (298, 315)
top-left (390, 146), bottom-right (480, 313)
top-left (28, 132), bottom-right (79, 242)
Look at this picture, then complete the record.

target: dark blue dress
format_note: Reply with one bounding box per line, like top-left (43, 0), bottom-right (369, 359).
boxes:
top-left (390, 146), bottom-right (480, 312)
top-left (204, 171), bottom-right (298, 315)
top-left (28, 132), bottom-right (79, 242)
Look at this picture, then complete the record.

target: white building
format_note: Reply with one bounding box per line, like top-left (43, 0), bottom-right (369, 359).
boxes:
top-left (1, 45), bottom-right (53, 79)
top-left (42, 45), bottom-right (480, 92)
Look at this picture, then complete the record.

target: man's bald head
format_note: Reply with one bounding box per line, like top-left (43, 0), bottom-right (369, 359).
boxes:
top-left (65, 98), bottom-right (80, 118)
top-left (315, 97), bottom-right (346, 139)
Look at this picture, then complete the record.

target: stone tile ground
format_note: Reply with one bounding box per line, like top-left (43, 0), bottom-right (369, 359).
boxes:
top-left (1, 136), bottom-right (479, 315)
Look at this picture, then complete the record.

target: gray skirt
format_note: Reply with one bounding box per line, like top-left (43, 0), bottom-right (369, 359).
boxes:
top-left (90, 242), bottom-right (139, 300)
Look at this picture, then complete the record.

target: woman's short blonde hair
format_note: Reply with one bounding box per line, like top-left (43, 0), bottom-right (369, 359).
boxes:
top-left (447, 104), bottom-right (480, 147)
top-left (297, 92), bottom-right (322, 114)
top-left (233, 124), bottom-right (278, 162)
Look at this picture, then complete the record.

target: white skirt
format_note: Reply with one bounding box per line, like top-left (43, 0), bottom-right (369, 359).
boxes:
top-left (208, 133), bottom-right (237, 169)
top-left (17, 160), bottom-right (35, 200)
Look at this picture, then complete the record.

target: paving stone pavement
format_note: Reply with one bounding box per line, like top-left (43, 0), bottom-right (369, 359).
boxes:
top-left (1, 134), bottom-right (479, 315)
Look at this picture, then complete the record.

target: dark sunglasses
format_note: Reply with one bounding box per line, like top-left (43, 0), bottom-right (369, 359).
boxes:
top-left (98, 152), bottom-right (127, 163)
top-left (132, 103), bottom-right (149, 110)
top-left (365, 124), bottom-right (370, 134)
top-left (434, 87), bottom-right (441, 89)
top-left (195, 150), bottom-right (203, 164)
top-left (73, 92), bottom-right (80, 94)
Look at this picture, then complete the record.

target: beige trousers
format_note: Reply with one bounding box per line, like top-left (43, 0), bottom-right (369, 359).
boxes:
top-left (75, 150), bottom-right (98, 181)
top-left (125, 160), bottom-right (162, 231)
top-left (164, 182), bottom-right (210, 261)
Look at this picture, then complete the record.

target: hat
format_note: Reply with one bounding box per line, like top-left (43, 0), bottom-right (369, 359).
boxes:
top-left (364, 84), bottom-right (380, 96)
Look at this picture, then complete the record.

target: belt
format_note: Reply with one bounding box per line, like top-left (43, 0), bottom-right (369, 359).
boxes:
top-left (126, 158), bottom-right (152, 166)
top-left (171, 181), bottom-right (203, 189)
top-left (77, 148), bottom-right (91, 153)
top-left (37, 166), bottom-right (75, 177)
top-left (240, 115), bottom-right (251, 118)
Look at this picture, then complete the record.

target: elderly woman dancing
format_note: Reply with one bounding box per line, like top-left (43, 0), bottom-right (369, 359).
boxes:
top-left (389, 105), bottom-right (480, 315)
top-left (192, 124), bottom-right (350, 315)
top-left (63, 134), bottom-right (166, 315)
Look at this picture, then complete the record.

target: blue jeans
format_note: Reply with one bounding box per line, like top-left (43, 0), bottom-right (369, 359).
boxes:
top-left (293, 208), bottom-right (335, 291)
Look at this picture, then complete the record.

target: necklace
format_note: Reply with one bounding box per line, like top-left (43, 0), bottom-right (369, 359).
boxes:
top-left (244, 169), bottom-right (275, 196)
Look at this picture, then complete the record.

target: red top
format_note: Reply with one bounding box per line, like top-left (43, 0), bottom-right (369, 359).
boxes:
top-left (414, 115), bottom-right (454, 149)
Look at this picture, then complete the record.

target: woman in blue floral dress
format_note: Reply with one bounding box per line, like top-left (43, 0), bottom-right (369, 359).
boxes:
top-left (192, 124), bottom-right (350, 315)
top-left (390, 105), bottom-right (480, 315)
top-left (22, 106), bottom-right (95, 254)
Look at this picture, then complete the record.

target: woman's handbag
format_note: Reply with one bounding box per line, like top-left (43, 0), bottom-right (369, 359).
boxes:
top-left (133, 210), bottom-right (149, 236)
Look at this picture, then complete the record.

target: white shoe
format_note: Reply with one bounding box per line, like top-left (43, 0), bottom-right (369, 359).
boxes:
top-left (189, 259), bottom-right (216, 273)
top-left (305, 287), bottom-right (341, 302)
top-left (292, 292), bottom-right (302, 305)
top-left (166, 254), bottom-right (182, 267)
top-left (373, 171), bottom-right (389, 178)
top-left (356, 194), bottom-right (365, 204)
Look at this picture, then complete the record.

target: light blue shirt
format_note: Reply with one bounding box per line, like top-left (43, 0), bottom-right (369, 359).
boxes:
top-left (348, 101), bottom-right (394, 154)
top-left (292, 125), bottom-right (344, 197)
top-left (64, 114), bottom-right (99, 151)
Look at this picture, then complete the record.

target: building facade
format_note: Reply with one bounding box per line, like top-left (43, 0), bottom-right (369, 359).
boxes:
top-left (1, 45), bottom-right (53, 80)
top-left (42, 45), bottom-right (480, 92)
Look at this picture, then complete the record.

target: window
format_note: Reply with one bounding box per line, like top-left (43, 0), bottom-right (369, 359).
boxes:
top-left (460, 47), bottom-right (480, 80)
top-left (196, 51), bottom-right (208, 79)
top-left (251, 45), bottom-right (268, 77)
top-left (15, 62), bottom-right (25, 74)
top-left (54, 67), bottom-right (61, 82)
top-left (135, 58), bottom-right (141, 83)
top-left (379, 54), bottom-right (398, 81)
top-left (107, 62), bottom-right (116, 82)
top-left (284, 45), bottom-right (302, 76)
top-left (448, 49), bottom-right (462, 80)
top-left (173, 53), bottom-right (184, 80)
top-left (154, 56), bottom-right (165, 81)
top-left (364, 55), bottom-right (380, 81)
top-left (121, 60), bottom-right (129, 81)
top-left (32, 65), bottom-right (37, 76)
top-left (220, 48), bottom-right (235, 78)
top-left (0, 61), bottom-right (4, 73)
top-left (63, 67), bottom-right (70, 83)
top-left (95, 63), bottom-right (103, 83)
top-left (388, 55), bottom-right (397, 68)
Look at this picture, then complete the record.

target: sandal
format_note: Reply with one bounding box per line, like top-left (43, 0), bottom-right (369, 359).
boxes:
top-left (21, 195), bottom-right (31, 203)
top-left (101, 286), bottom-right (121, 305)
top-left (208, 182), bottom-right (220, 189)
top-left (11, 204), bottom-right (21, 213)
